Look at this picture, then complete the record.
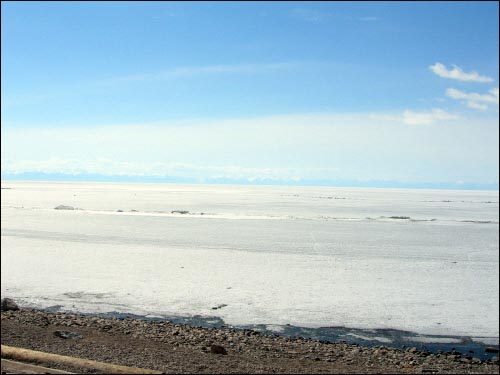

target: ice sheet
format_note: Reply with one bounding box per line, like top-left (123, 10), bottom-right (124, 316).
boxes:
top-left (1, 182), bottom-right (498, 339)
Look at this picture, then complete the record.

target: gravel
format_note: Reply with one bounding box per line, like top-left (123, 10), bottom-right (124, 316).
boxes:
top-left (1, 309), bottom-right (499, 374)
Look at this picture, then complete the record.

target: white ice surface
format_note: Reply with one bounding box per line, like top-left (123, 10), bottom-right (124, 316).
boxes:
top-left (471, 337), bottom-right (500, 345)
top-left (345, 333), bottom-right (393, 343)
top-left (1, 182), bottom-right (498, 339)
top-left (403, 336), bottom-right (463, 344)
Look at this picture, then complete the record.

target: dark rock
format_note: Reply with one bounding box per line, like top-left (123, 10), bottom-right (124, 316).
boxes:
top-left (210, 344), bottom-right (228, 355)
top-left (1, 298), bottom-right (19, 311)
top-left (211, 304), bottom-right (228, 310)
top-left (37, 316), bottom-right (50, 327)
top-left (485, 347), bottom-right (499, 353)
top-left (53, 330), bottom-right (83, 340)
top-left (54, 205), bottom-right (75, 210)
top-left (171, 210), bottom-right (189, 214)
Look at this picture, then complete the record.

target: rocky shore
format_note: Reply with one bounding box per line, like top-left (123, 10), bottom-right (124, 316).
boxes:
top-left (1, 307), bottom-right (499, 374)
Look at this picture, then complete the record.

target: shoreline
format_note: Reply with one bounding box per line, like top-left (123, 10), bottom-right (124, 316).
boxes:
top-left (1, 307), bottom-right (498, 374)
top-left (4, 300), bottom-right (497, 359)
top-left (56, 309), bottom-right (499, 361)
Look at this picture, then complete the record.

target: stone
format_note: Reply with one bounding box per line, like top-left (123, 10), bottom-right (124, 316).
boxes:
top-left (53, 330), bottom-right (83, 340)
top-left (211, 304), bottom-right (228, 310)
top-left (1, 298), bottom-right (19, 311)
top-left (485, 347), bottom-right (499, 353)
top-left (210, 344), bottom-right (228, 355)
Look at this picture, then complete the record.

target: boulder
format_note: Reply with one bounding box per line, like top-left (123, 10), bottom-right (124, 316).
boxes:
top-left (210, 344), bottom-right (228, 355)
top-left (1, 298), bottom-right (19, 311)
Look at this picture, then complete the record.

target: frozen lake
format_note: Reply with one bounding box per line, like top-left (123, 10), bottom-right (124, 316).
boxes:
top-left (1, 181), bottom-right (498, 345)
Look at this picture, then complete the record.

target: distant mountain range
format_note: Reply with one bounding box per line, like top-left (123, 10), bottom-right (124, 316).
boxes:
top-left (1, 172), bottom-right (498, 191)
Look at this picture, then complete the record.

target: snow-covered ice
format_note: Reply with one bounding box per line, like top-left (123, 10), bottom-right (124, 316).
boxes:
top-left (1, 182), bottom-right (498, 340)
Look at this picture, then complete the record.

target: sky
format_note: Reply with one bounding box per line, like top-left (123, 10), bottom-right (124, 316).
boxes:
top-left (1, 1), bottom-right (499, 189)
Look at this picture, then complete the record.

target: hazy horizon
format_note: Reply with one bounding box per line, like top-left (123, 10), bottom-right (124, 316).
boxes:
top-left (1, 175), bottom-right (498, 191)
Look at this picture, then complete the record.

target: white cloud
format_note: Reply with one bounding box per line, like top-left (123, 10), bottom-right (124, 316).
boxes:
top-left (429, 63), bottom-right (493, 83)
top-left (466, 101), bottom-right (489, 111)
top-left (446, 87), bottom-right (499, 111)
top-left (402, 109), bottom-right (458, 125)
top-left (376, 109), bottom-right (459, 125)
top-left (490, 87), bottom-right (499, 101)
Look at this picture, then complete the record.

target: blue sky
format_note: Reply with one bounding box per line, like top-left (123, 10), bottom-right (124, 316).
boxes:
top-left (1, 1), bottom-right (499, 189)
